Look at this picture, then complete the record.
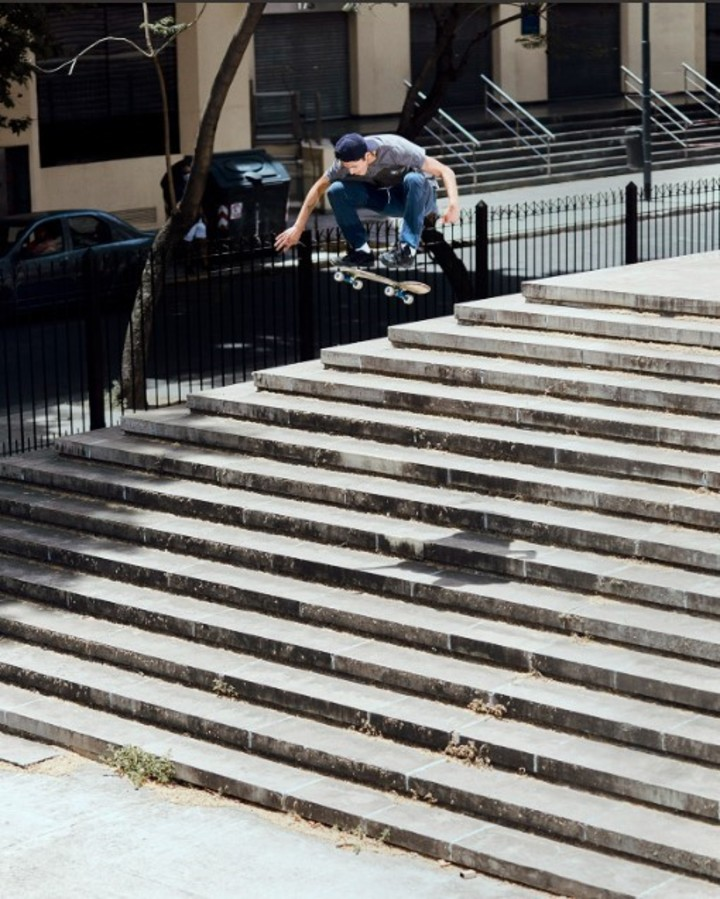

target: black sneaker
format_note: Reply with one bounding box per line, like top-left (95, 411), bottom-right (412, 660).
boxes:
top-left (333, 248), bottom-right (375, 268)
top-left (379, 242), bottom-right (415, 269)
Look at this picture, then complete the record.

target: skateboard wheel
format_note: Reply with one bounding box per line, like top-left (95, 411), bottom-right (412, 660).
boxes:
top-left (402, 294), bottom-right (415, 306)
top-left (352, 279), bottom-right (364, 290)
top-left (333, 270), bottom-right (344, 283)
top-left (383, 285), bottom-right (395, 298)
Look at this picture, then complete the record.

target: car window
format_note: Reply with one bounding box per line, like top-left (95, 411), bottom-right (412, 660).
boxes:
top-left (0, 223), bottom-right (27, 256)
top-left (21, 219), bottom-right (65, 258)
top-left (67, 215), bottom-right (113, 249)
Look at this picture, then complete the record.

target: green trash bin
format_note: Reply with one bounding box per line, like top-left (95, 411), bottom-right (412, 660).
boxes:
top-left (204, 149), bottom-right (290, 242)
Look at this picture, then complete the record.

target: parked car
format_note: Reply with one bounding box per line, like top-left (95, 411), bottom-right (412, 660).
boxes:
top-left (0, 209), bottom-right (154, 317)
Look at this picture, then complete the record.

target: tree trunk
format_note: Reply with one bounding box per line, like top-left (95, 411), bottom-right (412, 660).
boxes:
top-left (397, 4), bottom-right (526, 141)
top-left (120, 1), bottom-right (266, 409)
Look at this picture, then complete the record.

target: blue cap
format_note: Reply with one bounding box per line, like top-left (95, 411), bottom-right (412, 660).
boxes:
top-left (334, 133), bottom-right (368, 162)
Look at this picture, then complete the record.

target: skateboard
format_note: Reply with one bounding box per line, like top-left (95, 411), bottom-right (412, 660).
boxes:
top-left (333, 266), bottom-right (430, 306)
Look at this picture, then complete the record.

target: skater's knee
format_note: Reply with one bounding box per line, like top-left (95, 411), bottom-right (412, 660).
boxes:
top-left (403, 171), bottom-right (426, 190)
top-left (327, 181), bottom-right (352, 205)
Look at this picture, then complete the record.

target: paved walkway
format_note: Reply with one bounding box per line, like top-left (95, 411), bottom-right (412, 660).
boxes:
top-left (0, 733), bottom-right (534, 899)
top-left (459, 160), bottom-right (720, 209)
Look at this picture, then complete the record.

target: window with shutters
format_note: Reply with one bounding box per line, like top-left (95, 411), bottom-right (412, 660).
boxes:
top-left (253, 11), bottom-right (350, 126)
top-left (36, 3), bottom-right (179, 167)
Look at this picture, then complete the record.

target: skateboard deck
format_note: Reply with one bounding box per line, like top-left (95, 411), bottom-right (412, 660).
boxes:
top-left (333, 266), bottom-right (430, 306)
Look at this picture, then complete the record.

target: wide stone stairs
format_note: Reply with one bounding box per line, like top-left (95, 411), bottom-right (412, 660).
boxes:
top-left (1, 252), bottom-right (720, 895)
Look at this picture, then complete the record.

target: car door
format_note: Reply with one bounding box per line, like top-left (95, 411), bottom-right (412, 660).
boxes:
top-left (66, 213), bottom-right (148, 307)
top-left (14, 216), bottom-right (75, 310)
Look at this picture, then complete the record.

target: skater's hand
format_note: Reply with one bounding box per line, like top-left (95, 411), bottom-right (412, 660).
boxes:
top-left (274, 224), bottom-right (303, 253)
top-left (438, 201), bottom-right (460, 226)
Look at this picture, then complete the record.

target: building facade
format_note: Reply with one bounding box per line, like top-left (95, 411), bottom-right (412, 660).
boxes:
top-left (0, 2), bottom-right (711, 229)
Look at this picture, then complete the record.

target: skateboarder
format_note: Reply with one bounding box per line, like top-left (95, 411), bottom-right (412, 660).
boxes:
top-left (274, 132), bottom-right (460, 269)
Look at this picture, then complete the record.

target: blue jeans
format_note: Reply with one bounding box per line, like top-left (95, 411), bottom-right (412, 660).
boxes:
top-left (327, 172), bottom-right (437, 250)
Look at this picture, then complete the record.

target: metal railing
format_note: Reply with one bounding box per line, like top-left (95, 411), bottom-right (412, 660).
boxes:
top-left (5, 174), bottom-right (720, 457)
top-left (480, 74), bottom-right (555, 173)
top-left (621, 66), bottom-right (693, 147)
top-left (403, 80), bottom-right (482, 189)
top-left (682, 62), bottom-right (720, 122)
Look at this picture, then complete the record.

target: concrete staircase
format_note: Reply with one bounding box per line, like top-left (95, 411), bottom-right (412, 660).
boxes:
top-left (421, 103), bottom-right (720, 193)
top-left (2, 251), bottom-right (720, 896)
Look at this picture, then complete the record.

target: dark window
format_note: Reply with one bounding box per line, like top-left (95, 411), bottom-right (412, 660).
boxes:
top-left (36, 3), bottom-right (179, 167)
top-left (707, 3), bottom-right (720, 87)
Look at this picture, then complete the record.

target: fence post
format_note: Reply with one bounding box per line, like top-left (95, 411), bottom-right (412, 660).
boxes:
top-left (82, 249), bottom-right (106, 430)
top-left (625, 181), bottom-right (639, 265)
top-left (475, 200), bottom-right (489, 299)
top-left (297, 230), bottom-right (314, 361)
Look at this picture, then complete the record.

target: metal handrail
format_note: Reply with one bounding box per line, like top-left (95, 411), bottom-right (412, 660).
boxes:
top-left (480, 74), bottom-right (555, 173)
top-left (682, 62), bottom-right (720, 121)
top-left (403, 81), bottom-right (482, 187)
top-left (621, 66), bottom-right (692, 147)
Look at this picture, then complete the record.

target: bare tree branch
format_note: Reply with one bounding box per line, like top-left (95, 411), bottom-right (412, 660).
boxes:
top-left (31, 4), bottom-right (206, 75)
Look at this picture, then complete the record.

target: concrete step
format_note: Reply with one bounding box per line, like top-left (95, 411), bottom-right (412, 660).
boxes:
top-left (387, 315), bottom-right (720, 383)
top-left (320, 336), bottom-right (720, 418)
top-left (3, 462), bottom-right (720, 616)
top-left (522, 253), bottom-right (720, 317)
top-left (2, 500), bottom-right (720, 714)
top-left (203, 362), bottom-right (720, 453)
top-left (3, 449), bottom-right (720, 573)
top-left (474, 156), bottom-right (715, 193)
top-left (1, 461), bottom-right (718, 656)
top-left (455, 294), bottom-right (720, 350)
top-left (3, 593), bottom-right (718, 820)
top-left (1, 638), bottom-right (719, 881)
top-left (52, 426), bottom-right (720, 533)
top-left (3, 682), bottom-right (714, 899)
top-left (2, 554), bottom-right (717, 768)
top-left (122, 398), bottom-right (720, 494)
top-left (10, 440), bottom-right (720, 655)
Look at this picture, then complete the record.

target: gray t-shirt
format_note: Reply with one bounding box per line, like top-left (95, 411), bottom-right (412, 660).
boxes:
top-left (326, 134), bottom-right (430, 188)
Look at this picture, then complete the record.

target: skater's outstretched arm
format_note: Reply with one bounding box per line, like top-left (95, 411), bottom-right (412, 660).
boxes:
top-left (274, 174), bottom-right (331, 252)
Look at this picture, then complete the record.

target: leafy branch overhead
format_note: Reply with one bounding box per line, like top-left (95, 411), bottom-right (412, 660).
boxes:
top-left (0, 3), bottom-right (59, 133)
top-left (30, 3), bottom-right (205, 76)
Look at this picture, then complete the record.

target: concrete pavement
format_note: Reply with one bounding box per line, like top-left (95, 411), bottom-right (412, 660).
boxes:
top-left (0, 733), bottom-right (541, 899)
top-left (458, 160), bottom-right (720, 209)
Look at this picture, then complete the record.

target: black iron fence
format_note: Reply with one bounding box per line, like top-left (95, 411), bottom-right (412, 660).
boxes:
top-left (3, 175), bottom-right (720, 456)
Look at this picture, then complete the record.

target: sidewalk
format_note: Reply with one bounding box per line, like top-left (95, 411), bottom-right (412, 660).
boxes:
top-left (459, 160), bottom-right (720, 209)
top-left (0, 734), bottom-right (537, 899)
